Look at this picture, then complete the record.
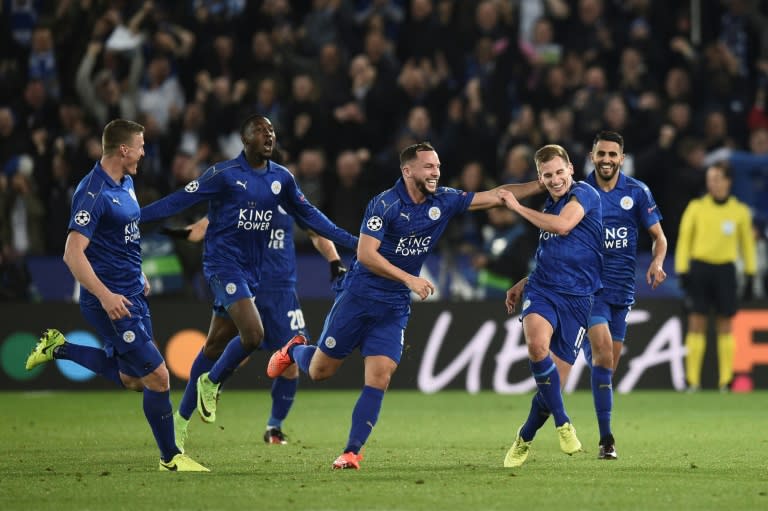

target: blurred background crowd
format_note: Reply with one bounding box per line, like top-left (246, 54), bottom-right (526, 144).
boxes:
top-left (1, 0), bottom-right (767, 301)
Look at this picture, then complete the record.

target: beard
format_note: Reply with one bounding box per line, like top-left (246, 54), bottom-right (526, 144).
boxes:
top-left (595, 163), bottom-right (619, 182)
top-left (414, 178), bottom-right (436, 196)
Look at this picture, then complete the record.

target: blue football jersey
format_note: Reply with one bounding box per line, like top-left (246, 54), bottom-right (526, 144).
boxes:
top-left (527, 181), bottom-right (603, 296)
top-left (68, 162), bottom-right (144, 304)
top-left (140, 152), bottom-right (357, 281)
top-left (259, 204), bottom-right (297, 289)
top-left (343, 178), bottom-right (475, 306)
top-left (586, 171), bottom-right (662, 304)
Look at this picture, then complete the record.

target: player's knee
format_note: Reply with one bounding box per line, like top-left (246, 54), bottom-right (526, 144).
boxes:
top-left (120, 375), bottom-right (144, 392)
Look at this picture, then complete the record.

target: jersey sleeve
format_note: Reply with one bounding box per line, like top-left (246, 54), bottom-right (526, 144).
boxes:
top-left (739, 204), bottom-right (757, 274)
top-left (359, 194), bottom-right (389, 241)
top-left (635, 182), bottom-right (663, 229)
top-left (68, 185), bottom-right (106, 239)
top-left (140, 164), bottom-right (224, 223)
top-left (572, 182), bottom-right (600, 216)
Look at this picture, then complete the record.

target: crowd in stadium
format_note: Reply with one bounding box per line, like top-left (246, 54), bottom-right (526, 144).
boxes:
top-left (1, 0), bottom-right (767, 299)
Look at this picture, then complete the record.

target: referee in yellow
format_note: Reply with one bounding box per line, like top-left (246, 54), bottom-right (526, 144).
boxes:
top-left (675, 160), bottom-right (757, 391)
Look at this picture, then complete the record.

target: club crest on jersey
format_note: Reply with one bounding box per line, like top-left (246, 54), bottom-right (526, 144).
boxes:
top-left (128, 188), bottom-right (137, 202)
top-left (620, 196), bottom-right (634, 210)
top-left (522, 299), bottom-right (531, 311)
top-left (123, 330), bottom-right (136, 343)
top-left (367, 216), bottom-right (383, 231)
top-left (185, 180), bottom-right (200, 193)
top-left (271, 181), bottom-right (281, 194)
top-left (226, 283), bottom-right (237, 295)
top-left (722, 220), bottom-right (735, 234)
top-left (324, 336), bottom-right (337, 349)
top-left (428, 207), bottom-right (441, 220)
top-left (74, 210), bottom-right (91, 226)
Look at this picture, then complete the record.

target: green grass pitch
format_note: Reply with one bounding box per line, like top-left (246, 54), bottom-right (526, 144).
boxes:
top-left (2, 390), bottom-right (766, 511)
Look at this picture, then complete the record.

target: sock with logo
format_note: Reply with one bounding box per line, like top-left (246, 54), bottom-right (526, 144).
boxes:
top-left (178, 348), bottom-right (216, 420)
top-left (208, 336), bottom-right (252, 384)
top-left (591, 365), bottom-right (613, 439)
top-left (530, 356), bottom-right (569, 426)
top-left (717, 332), bottom-right (735, 388)
top-left (291, 344), bottom-right (317, 374)
top-left (684, 332), bottom-right (705, 388)
top-left (143, 388), bottom-right (180, 463)
top-left (55, 342), bottom-right (122, 387)
top-left (268, 376), bottom-right (298, 428)
top-left (344, 385), bottom-right (385, 454)
top-left (520, 392), bottom-right (550, 441)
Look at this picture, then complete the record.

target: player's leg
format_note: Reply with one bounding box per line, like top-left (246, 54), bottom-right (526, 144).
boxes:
top-left (135, 357), bottom-right (208, 472)
top-left (27, 304), bottom-right (129, 387)
top-left (586, 307), bottom-right (615, 458)
top-left (332, 301), bottom-right (406, 469)
top-left (269, 289), bottom-right (359, 380)
top-left (176, 311), bottom-right (238, 447)
top-left (198, 277), bottom-right (264, 423)
top-left (258, 290), bottom-right (305, 443)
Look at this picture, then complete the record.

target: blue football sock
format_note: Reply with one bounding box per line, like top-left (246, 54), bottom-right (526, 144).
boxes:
top-left (520, 392), bottom-right (551, 441)
top-left (591, 365), bottom-right (614, 439)
top-left (268, 376), bottom-right (298, 428)
top-left (178, 348), bottom-right (216, 420)
top-left (344, 385), bottom-right (385, 454)
top-left (530, 356), bottom-right (569, 426)
top-left (292, 344), bottom-right (316, 374)
top-left (208, 337), bottom-right (252, 384)
top-left (55, 342), bottom-right (122, 387)
top-left (143, 388), bottom-right (180, 463)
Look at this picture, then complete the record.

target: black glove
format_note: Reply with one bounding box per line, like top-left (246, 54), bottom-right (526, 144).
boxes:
top-left (160, 226), bottom-right (192, 240)
top-left (742, 276), bottom-right (754, 302)
top-left (330, 259), bottom-right (347, 281)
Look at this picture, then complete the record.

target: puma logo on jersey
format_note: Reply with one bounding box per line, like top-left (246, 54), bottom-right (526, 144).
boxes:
top-left (400, 212), bottom-right (411, 221)
top-left (236, 180), bottom-right (247, 190)
top-left (87, 191), bottom-right (96, 198)
top-left (112, 197), bottom-right (121, 205)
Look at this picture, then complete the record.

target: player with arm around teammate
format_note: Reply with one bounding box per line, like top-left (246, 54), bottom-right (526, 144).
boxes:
top-left (266, 141), bottom-right (543, 469)
top-left (499, 143), bottom-right (603, 468)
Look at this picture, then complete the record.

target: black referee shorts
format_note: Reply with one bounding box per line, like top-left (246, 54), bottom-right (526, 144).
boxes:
top-left (686, 260), bottom-right (738, 317)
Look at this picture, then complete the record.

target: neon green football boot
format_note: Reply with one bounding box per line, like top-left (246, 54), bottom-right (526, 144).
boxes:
top-left (503, 427), bottom-right (532, 468)
top-left (159, 453), bottom-right (209, 472)
top-left (556, 422), bottom-right (583, 455)
top-left (25, 329), bottom-right (66, 370)
top-left (196, 372), bottom-right (220, 423)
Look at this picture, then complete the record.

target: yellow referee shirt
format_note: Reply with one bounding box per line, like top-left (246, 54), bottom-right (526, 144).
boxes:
top-left (674, 194), bottom-right (757, 274)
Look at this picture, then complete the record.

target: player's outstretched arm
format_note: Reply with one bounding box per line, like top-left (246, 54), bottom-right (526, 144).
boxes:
top-left (467, 180), bottom-right (544, 211)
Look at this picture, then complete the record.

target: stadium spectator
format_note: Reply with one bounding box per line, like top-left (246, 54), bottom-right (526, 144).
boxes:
top-left (582, 130), bottom-right (668, 460)
top-left (500, 144), bottom-right (601, 468)
top-left (266, 141), bottom-right (542, 469)
top-left (24, 119), bottom-right (208, 471)
top-left (675, 160), bottom-right (757, 391)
